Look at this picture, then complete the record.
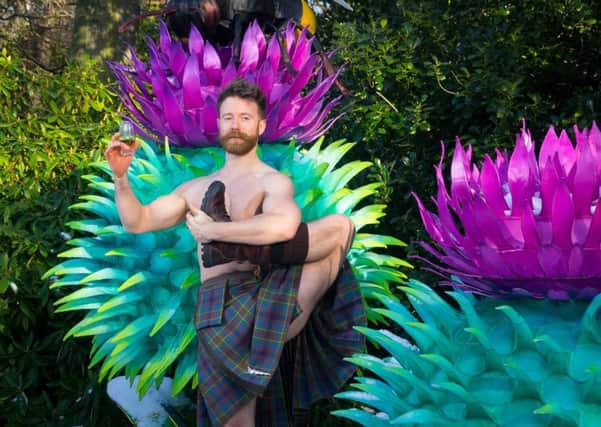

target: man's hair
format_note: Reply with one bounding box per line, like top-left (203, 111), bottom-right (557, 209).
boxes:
top-left (217, 78), bottom-right (267, 118)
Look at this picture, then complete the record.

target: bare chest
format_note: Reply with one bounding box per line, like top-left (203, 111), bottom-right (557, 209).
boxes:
top-left (222, 178), bottom-right (265, 221)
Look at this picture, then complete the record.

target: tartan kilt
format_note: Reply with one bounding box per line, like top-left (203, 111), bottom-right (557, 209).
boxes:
top-left (195, 261), bottom-right (366, 426)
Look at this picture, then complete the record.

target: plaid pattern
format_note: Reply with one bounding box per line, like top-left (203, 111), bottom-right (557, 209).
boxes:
top-left (195, 261), bottom-right (366, 426)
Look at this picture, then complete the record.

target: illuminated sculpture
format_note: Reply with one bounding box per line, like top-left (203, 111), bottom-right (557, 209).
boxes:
top-left (45, 15), bottom-right (406, 423)
top-left (335, 124), bottom-right (601, 426)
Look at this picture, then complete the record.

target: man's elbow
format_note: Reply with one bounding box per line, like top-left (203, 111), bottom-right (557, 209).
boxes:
top-left (122, 223), bottom-right (145, 234)
top-left (279, 217), bottom-right (302, 241)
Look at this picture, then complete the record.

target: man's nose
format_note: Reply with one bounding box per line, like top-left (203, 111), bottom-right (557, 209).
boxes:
top-left (231, 117), bottom-right (241, 129)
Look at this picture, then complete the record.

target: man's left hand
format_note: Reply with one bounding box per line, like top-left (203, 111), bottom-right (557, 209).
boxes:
top-left (186, 204), bottom-right (214, 243)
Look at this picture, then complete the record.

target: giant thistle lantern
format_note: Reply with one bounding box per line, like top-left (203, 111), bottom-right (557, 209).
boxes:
top-left (414, 123), bottom-right (601, 299)
top-left (334, 124), bottom-right (601, 426)
top-left (109, 21), bottom-right (342, 147)
top-left (45, 19), bottom-right (408, 406)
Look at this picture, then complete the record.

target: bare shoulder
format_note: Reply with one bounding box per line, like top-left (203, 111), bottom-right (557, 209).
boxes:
top-left (172, 174), bottom-right (219, 203)
top-left (259, 167), bottom-right (294, 195)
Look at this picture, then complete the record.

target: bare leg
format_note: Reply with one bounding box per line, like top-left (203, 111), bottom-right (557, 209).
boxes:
top-left (237, 193), bottom-right (355, 264)
top-left (229, 195), bottom-right (356, 340)
top-left (285, 215), bottom-right (354, 341)
top-left (303, 214), bottom-right (355, 263)
top-left (224, 397), bottom-right (256, 427)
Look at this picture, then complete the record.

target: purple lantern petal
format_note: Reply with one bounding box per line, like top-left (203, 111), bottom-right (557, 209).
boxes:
top-left (414, 122), bottom-right (601, 300)
top-left (182, 54), bottom-right (204, 110)
top-left (188, 25), bottom-right (205, 56)
top-left (203, 41), bottom-right (222, 85)
top-left (239, 22), bottom-right (261, 74)
top-left (161, 83), bottom-right (184, 135)
top-left (572, 135), bottom-right (598, 217)
top-left (507, 134), bottom-right (532, 216)
top-left (520, 206), bottom-right (539, 249)
top-left (450, 140), bottom-right (472, 204)
top-left (480, 155), bottom-right (507, 216)
top-left (539, 126), bottom-right (560, 170)
top-left (557, 129), bottom-right (576, 174)
top-left (551, 182), bottom-right (574, 248)
top-left (112, 20), bottom-right (342, 147)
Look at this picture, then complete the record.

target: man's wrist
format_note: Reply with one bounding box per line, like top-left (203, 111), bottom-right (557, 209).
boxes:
top-left (113, 173), bottom-right (129, 189)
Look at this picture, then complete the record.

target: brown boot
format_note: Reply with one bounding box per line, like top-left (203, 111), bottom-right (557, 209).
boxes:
top-left (200, 180), bottom-right (271, 268)
top-left (201, 180), bottom-right (230, 222)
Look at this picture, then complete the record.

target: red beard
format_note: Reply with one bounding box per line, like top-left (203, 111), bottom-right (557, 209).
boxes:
top-left (219, 131), bottom-right (258, 155)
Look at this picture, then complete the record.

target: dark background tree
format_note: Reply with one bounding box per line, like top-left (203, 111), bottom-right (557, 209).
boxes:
top-left (2, 0), bottom-right (601, 425)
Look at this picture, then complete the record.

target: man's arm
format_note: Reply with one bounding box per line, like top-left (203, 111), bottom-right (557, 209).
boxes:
top-left (106, 133), bottom-right (188, 234)
top-left (189, 172), bottom-right (301, 245)
top-left (114, 175), bottom-right (188, 233)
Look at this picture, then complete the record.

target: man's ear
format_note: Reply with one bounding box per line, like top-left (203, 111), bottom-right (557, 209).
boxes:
top-left (259, 118), bottom-right (266, 135)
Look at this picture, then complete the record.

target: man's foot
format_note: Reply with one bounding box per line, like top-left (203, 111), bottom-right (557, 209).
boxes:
top-left (201, 180), bottom-right (230, 222)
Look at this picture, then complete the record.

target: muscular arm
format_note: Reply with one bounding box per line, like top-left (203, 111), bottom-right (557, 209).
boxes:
top-left (114, 174), bottom-right (188, 234)
top-left (196, 173), bottom-right (301, 245)
top-left (106, 133), bottom-right (190, 234)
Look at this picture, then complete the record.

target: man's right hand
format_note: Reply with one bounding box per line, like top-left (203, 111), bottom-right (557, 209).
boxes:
top-left (105, 132), bottom-right (140, 178)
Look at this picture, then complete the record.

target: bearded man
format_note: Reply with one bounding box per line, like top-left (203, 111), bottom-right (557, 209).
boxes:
top-left (105, 77), bottom-right (365, 426)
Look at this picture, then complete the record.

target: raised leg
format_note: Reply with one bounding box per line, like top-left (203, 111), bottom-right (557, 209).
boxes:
top-left (285, 214), bottom-right (354, 341)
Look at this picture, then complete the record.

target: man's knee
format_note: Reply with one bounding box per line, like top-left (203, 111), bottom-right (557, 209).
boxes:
top-left (329, 214), bottom-right (355, 252)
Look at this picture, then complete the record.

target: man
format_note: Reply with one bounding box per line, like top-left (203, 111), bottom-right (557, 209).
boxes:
top-left (105, 78), bottom-right (365, 426)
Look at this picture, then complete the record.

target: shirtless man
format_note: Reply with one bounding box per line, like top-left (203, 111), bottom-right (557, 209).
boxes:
top-left (105, 78), bottom-right (365, 426)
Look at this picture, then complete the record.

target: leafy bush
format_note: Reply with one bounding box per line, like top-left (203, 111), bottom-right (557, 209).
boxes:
top-left (0, 48), bottom-right (127, 425)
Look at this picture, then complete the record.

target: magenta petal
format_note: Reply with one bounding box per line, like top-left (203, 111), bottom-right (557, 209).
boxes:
top-left (239, 22), bottom-right (260, 73)
top-left (589, 121), bottom-right (601, 155)
top-left (584, 202), bottom-right (601, 248)
top-left (413, 193), bottom-right (445, 243)
top-left (557, 129), bottom-right (576, 174)
top-left (551, 182), bottom-right (574, 248)
top-left (539, 126), bottom-right (560, 170)
top-left (478, 246), bottom-right (512, 276)
top-left (203, 41), bottom-right (222, 85)
top-left (507, 135), bottom-right (532, 216)
top-left (450, 140), bottom-right (471, 203)
top-left (255, 61), bottom-right (275, 100)
top-left (521, 206), bottom-right (539, 249)
top-left (572, 136), bottom-right (597, 217)
top-left (582, 249), bottom-right (601, 276)
top-left (168, 40), bottom-right (187, 81)
top-left (567, 246), bottom-right (584, 277)
top-left (137, 97), bottom-right (165, 132)
top-left (161, 84), bottom-right (184, 135)
top-left (158, 21), bottom-right (172, 56)
top-left (182, 111), bottom-right (207, 146)
top-left (188, 25), bottom-right (205, 56)
top-left (266, 35), bottom-right (281, 72)
top-left (537, 246), bottom-right (563, 277)
top-left (182, 54), bottom-right (203, 110)
top-left (287, 56), bottom-right (318, 100)
top-left (539, 156), bottom-right (561, 219)
top-left (480, 155), bottom-right (507, 216)
top-left (290, 28), bottom-right (311, 71)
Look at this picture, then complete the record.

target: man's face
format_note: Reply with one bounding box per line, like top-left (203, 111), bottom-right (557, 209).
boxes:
top-left (218, 96), bottom-right (266, 156)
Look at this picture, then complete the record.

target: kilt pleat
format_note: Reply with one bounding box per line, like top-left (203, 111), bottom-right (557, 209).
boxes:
top-left (195, 261), bottom-right (365, 426)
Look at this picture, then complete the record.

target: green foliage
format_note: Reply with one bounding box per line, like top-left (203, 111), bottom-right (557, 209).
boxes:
top-left (0, 47), bottom-right (126, 425)
top-left (319, 0), bottom-right (601, 259)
